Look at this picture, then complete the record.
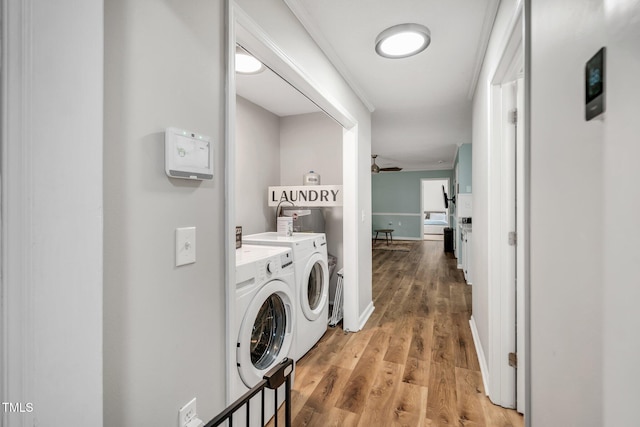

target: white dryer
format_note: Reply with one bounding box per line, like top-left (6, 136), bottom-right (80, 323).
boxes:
top-left (242, 232), bottom-right (329, 361)
top-left (232, 244), bottom-right (295, 426)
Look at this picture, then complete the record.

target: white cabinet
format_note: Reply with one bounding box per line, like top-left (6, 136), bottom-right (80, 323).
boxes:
top-left (455, 193), bottom-right (472, 272)
top-left (459, 227), bottom-right (466, 270)
top-left (460, 226), bottom-right (472, 285)
top-left (455, 228), bottom-right (461, 266)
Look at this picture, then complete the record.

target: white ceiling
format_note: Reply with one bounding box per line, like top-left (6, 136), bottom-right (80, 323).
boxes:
top-left (235, 1), bottom-right (499, 171)
top-left (284, 0), bottom-right (500, 171)
top-left (236, 59), bottom-right (320, 117)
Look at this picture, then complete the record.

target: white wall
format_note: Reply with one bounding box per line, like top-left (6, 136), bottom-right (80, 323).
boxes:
top-left (236, 0), bottom-right (373, 329)
top-left (236, 96), bottom-right (281, 234)
top-left (280, 112), bottom-right (344, 300)
top-left (470, 0), bottom-right (518, 390)
top-left (2, 0), bottom-right (103, 425)
top-left (280, 113), bottom-right (343, 186)
top-left (529, 1), bottom-right (605, 425)
top-left (602, 1), bottom-right (640, 425)
top-left (104, 1), bottom-right (226, 425)
top-left (473, 1), bottom-right (640, 424)
top-left (422, 179), bottom-right (448, 212)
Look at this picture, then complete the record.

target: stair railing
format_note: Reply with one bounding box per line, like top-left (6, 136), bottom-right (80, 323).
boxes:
top-left (203, 358), bottom-right (293, 427)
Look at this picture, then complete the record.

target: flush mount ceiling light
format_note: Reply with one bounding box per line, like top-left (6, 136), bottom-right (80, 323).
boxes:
top-left (235, 47), bottom-right (264, 74)
top-left (375, 23), bottom-right (431, 59)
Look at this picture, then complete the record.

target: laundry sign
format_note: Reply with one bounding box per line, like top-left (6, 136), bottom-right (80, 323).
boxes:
top-left (268, 185), bottom-right (343, 207)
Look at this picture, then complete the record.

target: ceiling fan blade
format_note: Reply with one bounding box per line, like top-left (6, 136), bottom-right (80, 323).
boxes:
top-left (380, 167), bottom-right (403, 172)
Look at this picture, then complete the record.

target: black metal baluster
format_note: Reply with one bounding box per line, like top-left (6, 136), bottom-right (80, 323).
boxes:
top-left (245, 398), bottom-right (250, 427)
top-left (261, 389), bottom-right (265, 427)
top-left (285, 374), bottom-right (291, 427)
top-left (274, 387), bottom-right (278, 427)
top-left (202, 359), bottom-right (293, 427)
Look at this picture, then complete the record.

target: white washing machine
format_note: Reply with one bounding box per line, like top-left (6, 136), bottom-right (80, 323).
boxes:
top-left (232, 244), bottom-right (295, 426)
top-left (242, 232), bottom-right (329, 361)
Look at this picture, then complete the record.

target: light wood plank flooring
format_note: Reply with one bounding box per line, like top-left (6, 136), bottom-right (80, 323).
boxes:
top-left (272, 240), bottom-right (523, 426)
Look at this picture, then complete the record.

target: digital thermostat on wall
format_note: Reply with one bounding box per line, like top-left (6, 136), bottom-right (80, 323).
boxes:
top-left (585, 47), bottom-right (606, 121)
top-left (165, 127), bottom-right (213, 180)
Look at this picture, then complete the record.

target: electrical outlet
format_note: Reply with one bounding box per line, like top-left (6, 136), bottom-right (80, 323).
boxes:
top-left (388, 222), bottom-right (392, 225)
top-left (399, 221), bottom-right (402, 226)
top-left (179, 398), bottom-right (203, 427)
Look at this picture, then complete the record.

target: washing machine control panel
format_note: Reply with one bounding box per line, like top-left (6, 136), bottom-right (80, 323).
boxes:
top-left (266, 261), bottom-right (275, 274)
top-left (256, 251), bottom-right (293, 280)
top-left (256, 259), bottom-right (277, 282)
top-left (280, 251), bottom-right (293, 269)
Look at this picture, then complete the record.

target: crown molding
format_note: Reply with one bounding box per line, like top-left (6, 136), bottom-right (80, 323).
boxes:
top-left (467, 0), bottom-right (502, 100)
top-left (284, 0), bottom-right (377, 113)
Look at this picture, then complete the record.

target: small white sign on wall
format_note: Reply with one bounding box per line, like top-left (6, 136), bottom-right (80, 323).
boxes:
top-left (457, 193), bottom-right (473, 218)
top-left (268, 185), bottom-right (343, 207)
top-left (165, 127), bottom-right (213, 180)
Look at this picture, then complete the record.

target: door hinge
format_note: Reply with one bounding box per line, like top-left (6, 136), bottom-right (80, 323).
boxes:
top-left (509, 352), bottom-right (518, 368)
top-left (509, 109), bottom-right (518, 124)
top-left (508, 231), bottom-right (517, 246)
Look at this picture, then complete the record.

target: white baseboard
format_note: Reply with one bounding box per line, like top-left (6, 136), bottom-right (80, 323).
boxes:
top-left (352, 301), bottom-right (374, 332)
top-left (469, 316), bottom-right (490, 396)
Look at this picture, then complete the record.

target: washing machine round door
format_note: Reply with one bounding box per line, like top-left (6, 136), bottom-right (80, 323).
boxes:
top-left (237, 280), bottom-right (294, 387)
top-left (300, 253), bottom-right (329, 321)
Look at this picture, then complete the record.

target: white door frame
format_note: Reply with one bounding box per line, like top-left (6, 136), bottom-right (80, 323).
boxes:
top-left (487, 2), bottom-right (526, 412)
top-left (2, 1), bottom-right (36, 423)
top-left (225, 1), bottom-right (360, 404)
top-left (455, 162), bottom-right (460, 262)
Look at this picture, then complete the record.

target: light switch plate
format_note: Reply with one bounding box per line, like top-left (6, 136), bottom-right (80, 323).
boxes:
top-left (176, 227), bottom-right (196, 266)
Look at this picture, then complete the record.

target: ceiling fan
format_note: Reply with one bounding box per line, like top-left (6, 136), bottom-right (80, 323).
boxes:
top-left (371, 154), bottom-right (402, 173)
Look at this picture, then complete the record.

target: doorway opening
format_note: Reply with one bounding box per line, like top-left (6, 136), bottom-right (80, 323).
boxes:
top-left (226, 1), bottom-right (363, 406)
top-left (420, 178), bottom-right (450, 241)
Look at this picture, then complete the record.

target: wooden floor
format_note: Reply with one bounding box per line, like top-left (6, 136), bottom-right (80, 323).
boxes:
top-left (271, 240), bottom-right (523, 427)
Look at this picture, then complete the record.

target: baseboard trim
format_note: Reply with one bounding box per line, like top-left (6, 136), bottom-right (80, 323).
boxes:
top-left (470, 316), bottom-right (490, 396)
top-left (353, 301), bottom-right (374, 332)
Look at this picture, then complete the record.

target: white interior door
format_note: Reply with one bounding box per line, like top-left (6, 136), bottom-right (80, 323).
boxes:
top-left (515, 77), bottom-right (526, 414)
top-left (487, 7), bottom-right (525, 409)
top-left (498, 80), bottom-right (517, 408)
top-left (493, 75), bottom-right (525, 414)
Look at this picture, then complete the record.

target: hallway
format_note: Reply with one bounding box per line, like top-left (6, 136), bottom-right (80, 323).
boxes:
top-left (276, 240), bottom-right (523, 426)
